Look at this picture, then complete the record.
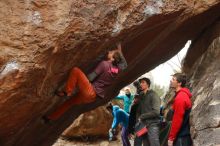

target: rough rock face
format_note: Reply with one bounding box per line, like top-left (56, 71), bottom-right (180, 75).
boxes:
top-left (183, 22), bottom-right (220, 146)
top-left (0, 0), bottom-right (220, 146)
top-left (62, 106), bottom-right (112, 138)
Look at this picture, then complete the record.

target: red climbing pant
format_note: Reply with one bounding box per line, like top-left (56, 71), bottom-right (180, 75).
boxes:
top-left (48, 67), bottom-right (96, 120)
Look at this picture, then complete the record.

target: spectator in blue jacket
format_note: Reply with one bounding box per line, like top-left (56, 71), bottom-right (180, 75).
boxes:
top-left (106, 103), bottom-right (131, 146)
top-left (115, 87), bottom-right (134, 113)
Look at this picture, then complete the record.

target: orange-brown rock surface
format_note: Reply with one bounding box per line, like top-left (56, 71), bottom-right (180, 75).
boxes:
top-left (0, 0), bottom-right (220, 145)
top-left (62, 106), bottom-right (112, 138)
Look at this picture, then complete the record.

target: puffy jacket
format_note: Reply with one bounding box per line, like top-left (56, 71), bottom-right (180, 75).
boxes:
top-left (115, 94), bottom-right (134, 113)
top-left (111, 105), bottom-right (129, 129)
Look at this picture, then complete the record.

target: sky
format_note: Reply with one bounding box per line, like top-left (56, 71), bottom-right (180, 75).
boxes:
top-left (119, 40), bottom-right (191, 95)
top-left (143, 40), bottom-right (191, 87)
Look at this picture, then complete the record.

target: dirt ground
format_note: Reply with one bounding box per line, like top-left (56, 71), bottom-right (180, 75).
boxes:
top-left (53, 133), bottom-right (134, 146)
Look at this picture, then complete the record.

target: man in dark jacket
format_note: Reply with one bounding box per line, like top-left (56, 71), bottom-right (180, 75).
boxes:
top-left (135, 77), bottom-right (161, 146)
top-left (168, 73), bottom-right (192, 146)
top-left (127, 81), bottom-right (141, 136)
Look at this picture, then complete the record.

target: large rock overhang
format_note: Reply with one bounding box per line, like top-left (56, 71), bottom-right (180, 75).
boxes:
top-left (0, 1), bottom-right (220, 146)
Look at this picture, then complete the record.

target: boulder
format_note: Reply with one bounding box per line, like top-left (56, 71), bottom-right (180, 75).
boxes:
top-left (62, 106), bottom-right (112, 138)
top-left (183, 21), bottom-right (220, 146)
top-left (0, 0), bottom-right (220, 145)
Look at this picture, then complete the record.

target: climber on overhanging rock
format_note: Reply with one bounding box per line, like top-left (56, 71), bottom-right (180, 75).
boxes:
top-left (42, 42), bottom-right (127, 123)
